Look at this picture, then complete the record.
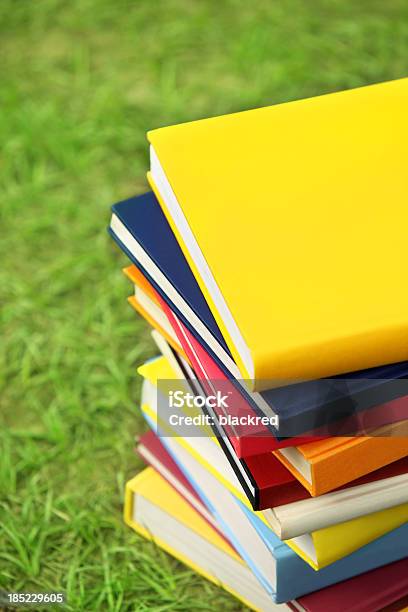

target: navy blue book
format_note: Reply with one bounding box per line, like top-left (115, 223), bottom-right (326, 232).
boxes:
top-left (109, 192), bottom-right (408, 437)
top-left (109, 192), bottom-right (230, 355)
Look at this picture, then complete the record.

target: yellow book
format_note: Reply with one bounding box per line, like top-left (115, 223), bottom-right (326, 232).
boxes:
top-left (138, 356), bottom-right (408, 569)
top-left (125, 467), bottom-right (280, 612)
top-left (125, 468), bottom-right (408, 608)
top-left (148, 78), bottom-right (408, 389)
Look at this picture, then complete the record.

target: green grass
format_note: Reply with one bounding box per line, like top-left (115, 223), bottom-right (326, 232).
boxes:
top-left (1, 1), bottom-right (407, 610)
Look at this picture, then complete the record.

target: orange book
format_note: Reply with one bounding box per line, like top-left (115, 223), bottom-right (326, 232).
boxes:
top-left (274, 422), bottom-right (408, 496)
top-left (123, 266), bottom-right (189, 362)
top-left (123, 265), bottom-right (160, 303)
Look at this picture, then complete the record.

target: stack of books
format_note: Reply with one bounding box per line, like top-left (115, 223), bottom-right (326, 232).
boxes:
top-left (110, 78), bottom-right (408, 611)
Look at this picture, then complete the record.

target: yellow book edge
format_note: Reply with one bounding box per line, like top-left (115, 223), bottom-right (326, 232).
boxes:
top-left (147, 171), bottom-right (254, 386)
top-left (312, 503), bottom-right (408, 567)
top-left (124, 467), bottom-right (264, 612)
top-left (139, 355), bottom-right (408, 569)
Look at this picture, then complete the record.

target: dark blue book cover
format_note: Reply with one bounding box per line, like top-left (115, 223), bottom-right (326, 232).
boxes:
top-left (110, 191), bottom-right (230, 354)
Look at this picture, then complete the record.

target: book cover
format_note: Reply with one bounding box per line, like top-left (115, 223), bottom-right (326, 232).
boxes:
top-left (275, 431), bottom-right (408, 495)
top-left (290, 559), bottom-right (408, 612)
top-left (148, 78), bottom-right (408, 388)
top-left (126, 469), bottom-right (408, 611)
top-left (109, 191), bottom-right (230, 354)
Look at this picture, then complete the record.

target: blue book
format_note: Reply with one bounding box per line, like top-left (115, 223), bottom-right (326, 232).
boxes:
top-left (109, 191), bottom-right (229, 353)
top-left (142, 409), bottom-right (408, 604)
top-left (109, 192), bottom-right (408, 437)
top-left (240, 503), bottom-right (408, 604)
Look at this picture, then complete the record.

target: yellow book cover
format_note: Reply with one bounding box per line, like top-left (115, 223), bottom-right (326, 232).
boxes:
top-left (138, 356), bottom-right (408, 570)
top-left (148, 78), bottom-right (408, 389)
top-left (125, 467), bottom-right (279, 612)
top-left (124, 468), bottom-right (236, 557)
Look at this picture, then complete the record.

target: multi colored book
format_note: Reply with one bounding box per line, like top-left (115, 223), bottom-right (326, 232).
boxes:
top-left (110, 78), bottom-right (408, 610)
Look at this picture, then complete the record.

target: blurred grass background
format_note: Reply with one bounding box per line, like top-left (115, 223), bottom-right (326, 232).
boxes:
top-left (1, 1), bottom-right (407, 610)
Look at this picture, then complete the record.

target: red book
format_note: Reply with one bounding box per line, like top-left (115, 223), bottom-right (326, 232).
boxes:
top-left (290, 558), bottom-right (408, 612)
top-left (158, 293), bottom-right (322, 458)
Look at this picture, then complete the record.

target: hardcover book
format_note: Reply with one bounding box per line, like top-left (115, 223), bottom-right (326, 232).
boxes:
top-left (126, 468), bottom-right (408, 612)
top-left (275, 429), bottom-right (408, 496)
top-left (148, 78), bottom-right (408, 388)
